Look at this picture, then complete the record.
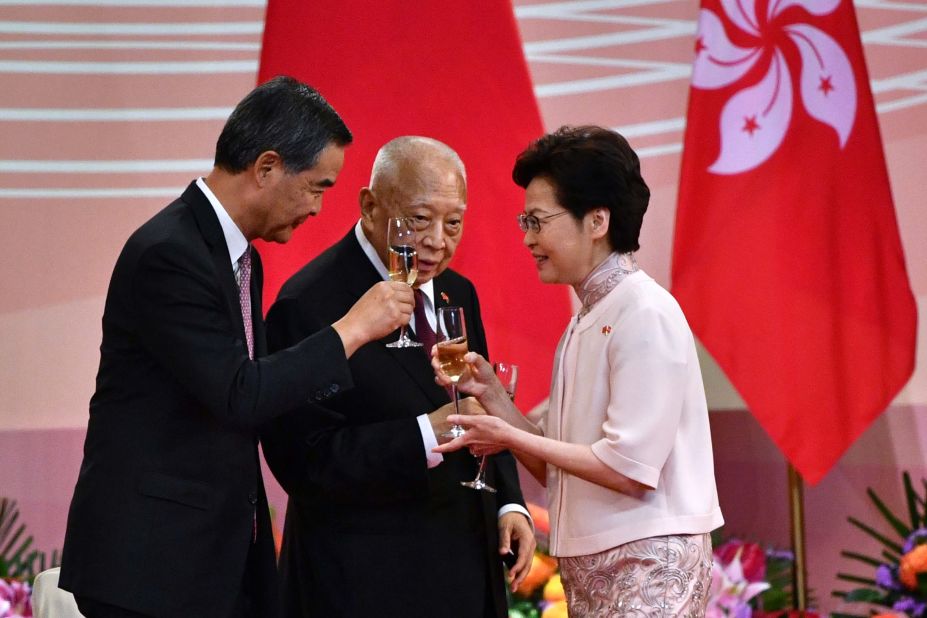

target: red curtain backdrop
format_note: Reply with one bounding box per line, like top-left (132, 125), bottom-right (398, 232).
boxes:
top-left (673, 0), bottom-right (917, 484)
top-left (257, 1), bottom-right (572, 407)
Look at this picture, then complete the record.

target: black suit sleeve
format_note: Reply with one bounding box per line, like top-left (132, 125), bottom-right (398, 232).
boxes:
top-left (261, 296), bottom-right (429, 504)
top-left (132, 240), bottom-right (353, 428)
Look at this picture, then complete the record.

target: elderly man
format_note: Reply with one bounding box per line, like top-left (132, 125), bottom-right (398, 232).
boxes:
top-left (261, 136), bottom-right (535, 617)
top-left (59, 77), bottom-right (414, 618)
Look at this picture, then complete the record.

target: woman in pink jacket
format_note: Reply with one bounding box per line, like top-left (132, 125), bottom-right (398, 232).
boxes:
top-left (435, 126), bottom-right (724, 617)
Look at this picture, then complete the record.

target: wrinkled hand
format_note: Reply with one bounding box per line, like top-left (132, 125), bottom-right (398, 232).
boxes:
top-left (499, 512), bottom-right (536, 592)
top-left (431, 414), bottom-right (513, 455)
top-left (427, 397), bottom-right (484, 439)
top-left (334, 281), bottom-right (414, 355)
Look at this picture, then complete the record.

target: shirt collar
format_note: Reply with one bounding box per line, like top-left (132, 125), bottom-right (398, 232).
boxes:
top-left (196, 177), bottom-right (248, 265)
top-left (353, 219), bottom-right (435, 309)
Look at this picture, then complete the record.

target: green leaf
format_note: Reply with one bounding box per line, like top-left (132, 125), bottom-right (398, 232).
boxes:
top-left (757, 587), bottom-right (789, 611)
top-left (6, 535), bottom-right (33, 571)
top-left (882, 549), bottom-right (900, 565)
top-left (830, 613), bottom-right (870, 618)
top-left (903, 472), bottom-right (921, 529)
top-left (840, 550), bottom-right (882, 568)
top-left (842, 587), bottom-right (886, 603)
top-left (836, 572), bottom-right (876, 585)
top-left (917, 570), bottom-right (927, 596)
top-left (848, 516), bottom-right (904, 555)
top-left (867, 487), bottom-right (912, 539)
top-left (0, 496), bottom-right (62, 582)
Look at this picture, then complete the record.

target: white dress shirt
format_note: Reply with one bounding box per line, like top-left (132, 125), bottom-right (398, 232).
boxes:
top-left (196, 177), bottom-right (248, 270)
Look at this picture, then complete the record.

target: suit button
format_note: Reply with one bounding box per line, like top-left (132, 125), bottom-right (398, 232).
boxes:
top-left (313, 390), bottom-right (323, 400)
top-left (330, 383), bottom-right (340, 394)
top-left (248, 492), bottom-right (257, 505)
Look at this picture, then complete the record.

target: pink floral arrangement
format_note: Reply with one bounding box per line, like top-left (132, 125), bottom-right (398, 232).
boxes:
top-left (707, 540), bottom-right (771, 618)
top-left (707, 538), bottom-right (809, 618)
top-left (0, 579), bottom-right (32, 618)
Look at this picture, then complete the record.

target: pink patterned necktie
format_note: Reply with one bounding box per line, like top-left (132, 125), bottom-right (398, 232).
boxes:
top-left (237, 247), bottom-right (254, 360)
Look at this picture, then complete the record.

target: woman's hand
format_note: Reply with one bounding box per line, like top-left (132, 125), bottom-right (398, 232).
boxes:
top-left (431, 349), bottom-right (511, 411)
top-left (431, 414), bottom-right (516, 455)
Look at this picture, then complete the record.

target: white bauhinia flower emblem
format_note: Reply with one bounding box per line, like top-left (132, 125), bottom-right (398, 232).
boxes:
top-left (692, 0), bottom-right (857, 174)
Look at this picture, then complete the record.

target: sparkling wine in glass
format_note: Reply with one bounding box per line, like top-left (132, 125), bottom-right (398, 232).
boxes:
top-left (461, 362), bottom-right (518, 493)
top-left (385, 217), bottom-right (421, 348)
top-left (436, 306), bottom-right (468, 438)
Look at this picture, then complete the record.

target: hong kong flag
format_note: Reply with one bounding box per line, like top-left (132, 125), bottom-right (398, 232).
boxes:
top-left (256, 1), bottom-right (570, 408)
top-left (672, 0), bottom-right (916, 483)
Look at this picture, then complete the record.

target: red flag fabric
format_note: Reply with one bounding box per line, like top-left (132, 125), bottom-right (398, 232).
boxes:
top-left (673, 0), bottom-right (916, 484)
top-left (257, 1), bottom-right (571, 407)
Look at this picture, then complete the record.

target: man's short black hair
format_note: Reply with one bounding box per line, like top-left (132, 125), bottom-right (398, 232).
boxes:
top-left (214, 75), bottom-right (352, 174)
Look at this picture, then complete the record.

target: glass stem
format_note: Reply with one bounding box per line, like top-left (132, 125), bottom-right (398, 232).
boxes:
top-left (476, 455), bottom-right (488, 479)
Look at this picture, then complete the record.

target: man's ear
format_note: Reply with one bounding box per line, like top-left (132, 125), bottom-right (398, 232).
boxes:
top-left (359, 187), bottom-right (377, 221)
top-left (253, 151), bottom-right (283, 187)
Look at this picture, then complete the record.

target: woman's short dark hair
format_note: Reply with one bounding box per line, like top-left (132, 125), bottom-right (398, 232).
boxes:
top-left (512, 125), bottom-right (650, 252)
top-left (214, 75), bottom-right (352, 174)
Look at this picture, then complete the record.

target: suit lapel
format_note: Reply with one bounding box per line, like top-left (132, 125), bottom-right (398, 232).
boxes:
top-left (183, 182), bottom-right (248, 347)
top-left (433, 283), bottom-right (451, 314)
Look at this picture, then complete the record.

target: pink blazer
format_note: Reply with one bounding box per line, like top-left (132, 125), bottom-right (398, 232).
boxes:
top-left (542, 271), bottom-right (724, 557)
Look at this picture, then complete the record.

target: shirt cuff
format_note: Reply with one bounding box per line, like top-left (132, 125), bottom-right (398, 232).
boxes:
top-left (498, 503), bottom-right (533, 530)
top-left (416, 414), bottom-right (444, 469)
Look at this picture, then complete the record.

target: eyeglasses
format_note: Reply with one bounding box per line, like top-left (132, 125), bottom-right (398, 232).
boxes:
top-left (517, 210), bottom-right (570, 233)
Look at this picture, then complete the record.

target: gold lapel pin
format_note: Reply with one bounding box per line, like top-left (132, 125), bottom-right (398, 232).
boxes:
top-left (601, 325), bottom-right (612, 335)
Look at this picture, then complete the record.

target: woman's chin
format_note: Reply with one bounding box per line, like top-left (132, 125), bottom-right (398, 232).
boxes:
top-left (537, 269), bottom-right (558, 285)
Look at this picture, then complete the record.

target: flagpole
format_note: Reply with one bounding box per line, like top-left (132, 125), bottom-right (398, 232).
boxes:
top-left (788, 463), bottom-right (808, 613)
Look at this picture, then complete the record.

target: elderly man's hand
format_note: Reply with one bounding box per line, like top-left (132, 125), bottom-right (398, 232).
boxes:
top-left (499, 511), bottom-right (536, 592)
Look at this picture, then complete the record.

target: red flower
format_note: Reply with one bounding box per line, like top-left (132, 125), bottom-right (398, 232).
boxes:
top-left (715, 539), bottom-right (767, 582)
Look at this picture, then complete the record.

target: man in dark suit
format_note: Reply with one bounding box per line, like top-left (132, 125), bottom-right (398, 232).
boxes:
top-left (261, 136), bottom-right (536, 618)
top-left (59, 76), bottom-right (415, 618)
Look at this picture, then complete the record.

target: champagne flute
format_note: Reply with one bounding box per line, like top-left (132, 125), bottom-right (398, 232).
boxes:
top-left (461, 362), bottom-right (518, 493)
top-left (436, 306), bottom-right (468, 438)
top-left (385, 217), bottom-right (421, 348)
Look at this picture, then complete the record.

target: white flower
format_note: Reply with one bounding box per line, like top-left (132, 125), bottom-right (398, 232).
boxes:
top-left (692, 0), bottom-right (857, 174)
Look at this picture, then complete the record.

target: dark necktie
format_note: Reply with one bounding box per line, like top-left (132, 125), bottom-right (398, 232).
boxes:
top-left (413, 288), bottom-right (436, 354)
top-left (237, 247), bottom-right (254, 360)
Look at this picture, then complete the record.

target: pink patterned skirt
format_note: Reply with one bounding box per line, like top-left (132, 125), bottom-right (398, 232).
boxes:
top-left (558, 533), bottom-right (713, 617)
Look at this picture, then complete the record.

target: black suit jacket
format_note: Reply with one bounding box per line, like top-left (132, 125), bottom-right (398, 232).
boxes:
top-left (261, 229), bottom-right (526, 618)
top-left (59, 182), bottom-right (353, 617)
